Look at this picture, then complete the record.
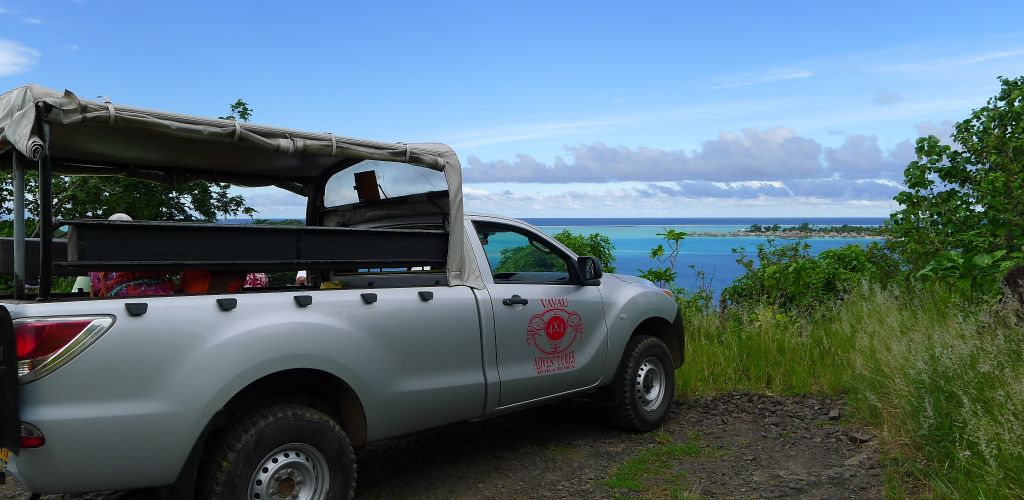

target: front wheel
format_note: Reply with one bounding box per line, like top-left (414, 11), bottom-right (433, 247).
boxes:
top-left (197, 404), bottom-right (356, 500)
top-left (609, 335), bottom-right (675, 431)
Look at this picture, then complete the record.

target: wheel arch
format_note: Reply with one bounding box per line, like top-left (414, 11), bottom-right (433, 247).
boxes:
top-left (216, 368), bottom-right (367, 445)
top-left (629, 314), bottom-right (684, 369)
top-left (167, 368), bottom-right (367, 499)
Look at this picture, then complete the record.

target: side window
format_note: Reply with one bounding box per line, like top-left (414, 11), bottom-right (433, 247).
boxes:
top-left (474, 223), bottom-right (573, 284)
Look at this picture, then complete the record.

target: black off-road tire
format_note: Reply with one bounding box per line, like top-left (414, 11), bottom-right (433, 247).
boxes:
top-left (609, 335), bottom-right (675, 432)
top-left (196, 404), bottom-right (356, 500)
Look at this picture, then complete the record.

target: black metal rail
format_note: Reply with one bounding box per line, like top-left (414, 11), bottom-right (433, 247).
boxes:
top-left (61, 220), bottom-right (447, 272)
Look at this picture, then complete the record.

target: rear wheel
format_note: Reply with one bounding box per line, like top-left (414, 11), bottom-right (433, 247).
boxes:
top-left (197, 404), bottom-right (356, 500)
top-left (609, 335), bottom-right (675, 431)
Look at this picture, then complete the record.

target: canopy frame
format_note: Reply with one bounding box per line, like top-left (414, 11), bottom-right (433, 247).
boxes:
top-left (37, 119), bottom-right (53, 299)
top-left (11, 152), bottom-right (26, 299)
top-left (0, 85), bottom-right (485, 297)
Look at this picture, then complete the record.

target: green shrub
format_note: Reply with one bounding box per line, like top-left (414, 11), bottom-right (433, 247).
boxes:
top-left (721, 240), bottom-right (900, 311)
top-left (917, 249), bottom-right (1023, 300)
top-left (633, 228), bottom-right (714, 317)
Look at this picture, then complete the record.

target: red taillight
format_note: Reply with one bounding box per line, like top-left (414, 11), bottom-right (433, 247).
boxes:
top-left (20, 422), bottom-right (45, 449)
top-left (16, 320), bottom-right (94, 359)
top-left (14, 316), bottom-right (114, 383)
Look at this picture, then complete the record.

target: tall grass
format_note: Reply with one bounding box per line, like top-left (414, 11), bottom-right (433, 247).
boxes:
top-left (676, 304), bottom-right (852, 395)
top-left (677, 285), bottom-right (1024, 497)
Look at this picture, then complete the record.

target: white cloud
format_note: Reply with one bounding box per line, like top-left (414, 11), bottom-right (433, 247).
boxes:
top-left (823, 134), bottom-right (907, 179)
top-left (960, 49), bottom-right (1024, 65)
top-left (231, 187), bottom-right (306, 218)
top-left (447, 117), bottom-right (624, 149)
top-left (463, 185), bottom-right (895, 218)
top-left (21, 17), bottom-right (43, 24)
top-left (869, 47), bottom-right (1024, 74)
top-left (915, 120), bottom-right (955, 142)
top-left (439, 98), bottom-right (801, 149)
top-left (711, 70), bottom-right (814, 89)
top-left (465, 127), bottom-right (829, 184)
top-left (0, 39), bottom-right (40, 77)
top-left (456, 125), bottom-right (922, 216)
top-left (872, 90), bottom-right (901, 106)
top-left (65, 44), bottom-right (80, 52)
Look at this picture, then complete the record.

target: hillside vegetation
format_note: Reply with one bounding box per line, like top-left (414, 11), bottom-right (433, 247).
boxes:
top-left (644, 76), bottom-right (1024, 497)
top-left (679, 286), bottom-right (1022, 497)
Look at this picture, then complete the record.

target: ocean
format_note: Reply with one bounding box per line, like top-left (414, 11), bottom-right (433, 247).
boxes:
top-left (521, 218), bottom-right (886, 297)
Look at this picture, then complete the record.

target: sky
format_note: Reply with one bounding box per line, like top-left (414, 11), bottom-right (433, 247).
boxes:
top-left (1, 1), bottom-right (1023, 218)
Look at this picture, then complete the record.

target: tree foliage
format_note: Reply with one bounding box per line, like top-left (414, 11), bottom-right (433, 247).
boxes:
top-left (493, 244), bottom-right (564, 274)
top-left (638, 228), bottom-right (686, 287)
top-left (888, 76), bottom-right (1024, 272)
top-left (1, 172), bottom-right (252, 225)
top-left (551, 229), bottom-right (616, 272)
top-left (493, 229), bottom-right (617, 275)
top-left (745, 223), bottom-right (881, 236)
top-left (219, 99), bottom-right (254, 122)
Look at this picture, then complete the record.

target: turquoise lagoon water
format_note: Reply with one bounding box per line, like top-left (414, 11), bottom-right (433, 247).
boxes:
top-left (521, 218), bottom-right (885, 298)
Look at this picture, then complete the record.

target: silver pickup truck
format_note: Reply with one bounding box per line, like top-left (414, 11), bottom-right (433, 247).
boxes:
top-left (0, 85), bottom-right (684, 499)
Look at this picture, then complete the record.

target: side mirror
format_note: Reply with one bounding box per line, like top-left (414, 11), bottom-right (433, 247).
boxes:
top-left (577, 256), bottom-right (603, 285)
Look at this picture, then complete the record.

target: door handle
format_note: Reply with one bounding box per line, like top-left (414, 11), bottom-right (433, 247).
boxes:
top-left (502, 295), bottom-right (529, 306)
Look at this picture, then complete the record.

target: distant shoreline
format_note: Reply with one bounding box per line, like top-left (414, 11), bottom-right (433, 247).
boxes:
top-left (687, 231), bottom-right (884, 239)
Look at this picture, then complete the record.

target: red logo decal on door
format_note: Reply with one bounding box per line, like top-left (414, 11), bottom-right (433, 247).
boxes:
top-left (528, 298), bottom-right (582, 375)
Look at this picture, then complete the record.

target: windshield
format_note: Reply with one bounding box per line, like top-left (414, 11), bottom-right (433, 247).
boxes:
top-left (324, 160), bottom-right (448, 207)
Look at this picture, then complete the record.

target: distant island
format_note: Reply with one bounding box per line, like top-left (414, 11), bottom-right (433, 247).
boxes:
top-left (689, 223), bottom-right (884, 238)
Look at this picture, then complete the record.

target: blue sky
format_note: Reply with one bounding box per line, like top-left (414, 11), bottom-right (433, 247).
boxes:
top-left (2, 1), bottom-right (1023, 218)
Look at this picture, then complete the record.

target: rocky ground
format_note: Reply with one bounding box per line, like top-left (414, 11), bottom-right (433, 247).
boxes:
top-left (1, 392), bottom-right (884, 499)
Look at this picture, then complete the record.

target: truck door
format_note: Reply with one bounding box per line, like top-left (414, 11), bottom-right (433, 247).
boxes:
top-left (473, 222), bottom-right (609, 407)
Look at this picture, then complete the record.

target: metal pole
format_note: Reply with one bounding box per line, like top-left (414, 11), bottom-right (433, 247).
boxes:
top-left (12, 153), bottom-right (26, 299)
top-left (37, 122), bottom-right (53, 300)
top-left (306, 180), bottom-right (325, 287)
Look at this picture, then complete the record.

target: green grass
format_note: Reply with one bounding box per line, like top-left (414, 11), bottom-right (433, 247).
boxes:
top-left (676, 301), bottom-right (854, 396)
top-left (604, 440), bottom-right (701, 493)
top-left (676, 285), bottom-right (1024, 497)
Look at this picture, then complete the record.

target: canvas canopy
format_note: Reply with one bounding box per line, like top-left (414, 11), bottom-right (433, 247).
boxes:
top-left (0, 84), bottom-right (484, 289)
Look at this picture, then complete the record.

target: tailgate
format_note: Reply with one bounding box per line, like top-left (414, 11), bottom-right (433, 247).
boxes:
top-left (0, 305), bottom-right (18, 455)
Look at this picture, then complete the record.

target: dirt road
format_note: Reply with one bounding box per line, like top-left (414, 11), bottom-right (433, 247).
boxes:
top-left (1, 393), bottom-right (883, 499)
